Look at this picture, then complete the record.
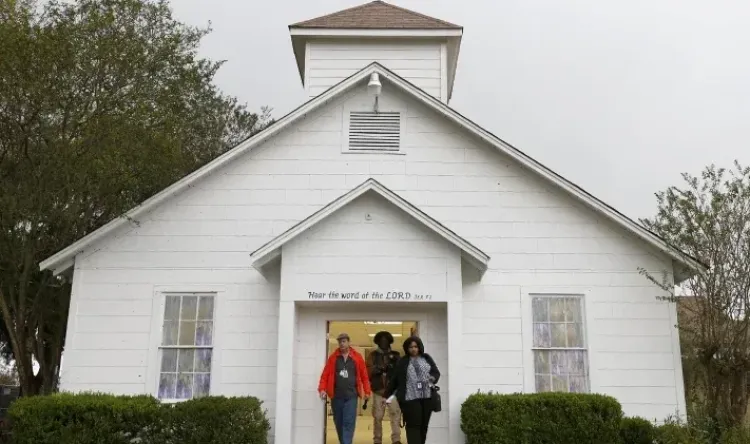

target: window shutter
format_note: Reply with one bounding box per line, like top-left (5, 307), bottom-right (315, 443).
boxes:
top-left (348, 111), bottom-right (401, 151)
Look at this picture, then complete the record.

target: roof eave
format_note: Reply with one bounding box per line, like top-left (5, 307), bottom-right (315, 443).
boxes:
top-left (289, 34), bottom-right (306, 85)
top-left (367, 65), bottom-right (704, 277)
top-left (288, 28), bottom-right (463, 37)
top-left (40, 63), bottom-right (385, 275)
top-left (288, 27), bottom-right (463, 89)
top-left (42, 61), bottom-right (699, 282)
top-left (672, 256), bottom-right (707, 285)
top-left (248, 178), bottom-right (491, 277)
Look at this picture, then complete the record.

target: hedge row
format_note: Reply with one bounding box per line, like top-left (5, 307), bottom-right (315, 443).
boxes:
top-left (8, 393), bottom-right (270, 444)
top-left (461, 392), bottom-right (623, 444)
top-left (461, 392), bottom-right (750, 444)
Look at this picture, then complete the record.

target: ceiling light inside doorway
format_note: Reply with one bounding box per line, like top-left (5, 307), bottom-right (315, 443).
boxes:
top-left (364, 321), bottom-right (403, 325)
top-left (369, 333), bottom-right (402, 337)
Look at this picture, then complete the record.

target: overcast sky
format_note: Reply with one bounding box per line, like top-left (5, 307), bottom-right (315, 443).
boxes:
top-left (170, 0), bottom-right (749, 221)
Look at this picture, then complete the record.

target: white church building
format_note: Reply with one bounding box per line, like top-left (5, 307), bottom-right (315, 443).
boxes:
top-left (41, 2), bottom-right (704, 443)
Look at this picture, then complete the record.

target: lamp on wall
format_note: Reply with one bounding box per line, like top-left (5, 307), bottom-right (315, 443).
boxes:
top-left (367, 72), bottom-right (382, 112)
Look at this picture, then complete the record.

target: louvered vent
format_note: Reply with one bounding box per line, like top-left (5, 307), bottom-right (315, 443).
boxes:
top-left (348, 111), bottom-right (401, 151)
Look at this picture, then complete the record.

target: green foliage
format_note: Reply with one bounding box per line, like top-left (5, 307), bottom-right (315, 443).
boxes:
top-left (165, 396), bottom-right (270, 444)
top-left (620, 417), bottom-right (657, 444)
top-left (8, 393), bottom-right (161, 443)
top-left (0, 0), bottom-right (272, 395)
top-left (719, 425), bottom-right (750, 444)
top-left (460, 392), bottom-right (623, 444)
top-left (652, 416), bottom-right (750, 444)
top-left (8, 393), bottom-right (270, 444)
top-left (655, 422), bottom-right (701, 444)
top-left (640, 162), bottom-right (750, 426)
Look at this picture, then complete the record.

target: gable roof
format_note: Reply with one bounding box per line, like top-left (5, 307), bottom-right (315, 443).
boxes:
top-left (289, 1), bottom-right (461, 30)
top-left (40, 62), bottom-right (706, 282)
top-left (249, 178), bottom-right (490, 274)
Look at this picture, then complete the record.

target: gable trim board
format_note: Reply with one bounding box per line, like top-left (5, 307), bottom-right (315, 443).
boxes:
top-left (288, 28), bottom-right (463, 37)
top-left (39, 62), bottom-right (705, 282)
top-left (249, 177), bottom-right (490, 275)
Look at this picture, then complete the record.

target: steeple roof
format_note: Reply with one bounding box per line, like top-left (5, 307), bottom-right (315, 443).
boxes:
top-left (289, 1), bottom-right (461, 30)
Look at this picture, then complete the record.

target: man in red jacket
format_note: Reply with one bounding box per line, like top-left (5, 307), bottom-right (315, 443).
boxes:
top-left (319, 333), bottom-right (371, 444)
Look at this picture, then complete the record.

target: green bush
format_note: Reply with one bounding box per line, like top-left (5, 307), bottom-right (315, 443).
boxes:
top-left (654, 419), bottom-right (707, 444)
top-left (461, 392), bottom-right (623, 444)
top-left (166, 396), bottom-right (270, 444)
top-left (620, 417), bottom-right (657, 444)
top-left (8, 392), bottom-right (160, 444)
top-left (720, 425), bottom-right (750, 444)
top-left (8, 393), bottom-right (270, 444)
top-left (653, 421), bottom-right (750, 444)
top-left (654, 422), bottom-right (699, 444)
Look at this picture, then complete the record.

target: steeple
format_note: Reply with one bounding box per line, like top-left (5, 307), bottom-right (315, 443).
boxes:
top-left (289, 1), bottom-right (463, 104)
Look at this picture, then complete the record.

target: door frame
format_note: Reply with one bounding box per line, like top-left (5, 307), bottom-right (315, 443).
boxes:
top-left (322, 319), bottom-right (420, 442)
top-left (290, 302), bottom-right (446, 444)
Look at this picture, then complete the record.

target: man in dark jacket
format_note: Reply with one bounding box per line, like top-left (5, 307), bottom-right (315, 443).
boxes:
top-left (366, 331), bottom-right (402, 444)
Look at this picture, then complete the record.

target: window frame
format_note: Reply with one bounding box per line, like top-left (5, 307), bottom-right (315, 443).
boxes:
top-left (147, 286), bottom-right (225, 403)
top-left (521, 288), bottom-right (596, 394)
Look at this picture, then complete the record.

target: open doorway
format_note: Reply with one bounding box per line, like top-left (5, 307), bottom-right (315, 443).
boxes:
top-left (325, 321), bottom-right (418, 444)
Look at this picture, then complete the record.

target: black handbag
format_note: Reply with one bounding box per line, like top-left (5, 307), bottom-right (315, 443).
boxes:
top-left (413, 359), bottom-right (442, 413)
top-left (430, 384), bottom-right (442, 412)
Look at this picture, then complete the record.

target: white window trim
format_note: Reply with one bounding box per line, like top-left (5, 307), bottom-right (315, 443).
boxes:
top-left (341, 97), bottom-right (407, 155)
top-left (520, 287), bottom-right (598, 394)
top-left (147, 285), bottom-right (226, 403)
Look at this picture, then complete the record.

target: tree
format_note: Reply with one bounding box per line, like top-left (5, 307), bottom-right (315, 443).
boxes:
top-left (641, 162), bottom-right (750, 430)
top-left (0, 0), bottom-right (272, 395)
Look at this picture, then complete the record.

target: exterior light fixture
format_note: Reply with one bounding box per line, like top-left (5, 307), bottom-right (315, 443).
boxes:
top-left (367, 72), bottom-right (382, 112)
top-left (367, 72), bottom-right (382, 97)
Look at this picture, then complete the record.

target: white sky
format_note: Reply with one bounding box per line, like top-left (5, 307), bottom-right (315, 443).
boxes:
top-left (170, 0), bottom-right (750, 220)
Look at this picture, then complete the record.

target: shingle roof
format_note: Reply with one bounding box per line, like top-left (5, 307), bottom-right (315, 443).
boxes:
top-left (289, 1), bottom-right (461, 30)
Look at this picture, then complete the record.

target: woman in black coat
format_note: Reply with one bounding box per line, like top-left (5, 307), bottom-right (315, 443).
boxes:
top-left (384, 336), bottom-right (440, 444)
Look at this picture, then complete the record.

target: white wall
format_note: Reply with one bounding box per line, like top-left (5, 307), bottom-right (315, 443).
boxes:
top-left (63, 80), bottom-right (683, 439)
top-left (281, 192), bottom-right (458, 443)
top-left (306, 39), bottom-right (445, 100)
top-left (281, 192), bottom-right (460, 302)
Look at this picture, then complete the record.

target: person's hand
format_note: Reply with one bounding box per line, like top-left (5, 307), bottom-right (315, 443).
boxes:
top-left (428, 376), bottom-right (436, 383)
top-left (385, 396), bottom-right (393, 405)
top-left (319, 391), bottom-right (327, 400)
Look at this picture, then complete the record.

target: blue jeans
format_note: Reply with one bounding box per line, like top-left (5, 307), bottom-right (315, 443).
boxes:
top-left (331, 397), bottom-right (357, 444)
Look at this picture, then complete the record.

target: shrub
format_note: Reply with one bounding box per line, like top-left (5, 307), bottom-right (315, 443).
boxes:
top-left (653, 422), bottom-right (698, 444)
top-left (620, 417), bottom-right (657, 444)
top-left (720, 425), bottom-right (750, 444)
top-left (165, 396), bottom-right (270, 444)
top-left (9, 392), bottom-right (160, 444)
top-left (8, 393), bottom-right (270, 444)
top-left (653, 419), bottom-right (750, 444)
top-left (461, 392), bottom-right (623, 444)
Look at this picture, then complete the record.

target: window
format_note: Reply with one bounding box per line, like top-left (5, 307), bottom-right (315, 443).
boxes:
top-left (348, 111), bottom-right (401, 151)
top-left (157, 293), bottom-right (215, 400)
top-left (531, 295), bottom-right (589, 393)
